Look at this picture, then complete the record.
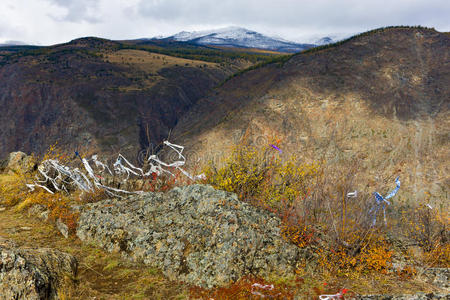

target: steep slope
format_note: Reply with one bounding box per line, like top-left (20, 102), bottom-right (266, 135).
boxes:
top-left (170, 27), bottom-right (450, 204)
top-left (0, 37), bottom-right (254, 160)
top-left (161, 27), bottom-right (315, 53)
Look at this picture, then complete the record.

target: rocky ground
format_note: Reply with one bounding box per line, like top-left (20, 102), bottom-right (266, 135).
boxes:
top-left (76, 184), bottom-right (305, 288)
top-left (0, 152), bottom-right (448, 299)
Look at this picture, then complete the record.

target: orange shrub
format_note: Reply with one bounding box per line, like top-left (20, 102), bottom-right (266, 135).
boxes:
top-left (19, 190), bottom-right (79, 234)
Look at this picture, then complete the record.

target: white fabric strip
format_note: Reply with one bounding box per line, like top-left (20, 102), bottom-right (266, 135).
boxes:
top-left (26, 141), bottom-right (205, 197)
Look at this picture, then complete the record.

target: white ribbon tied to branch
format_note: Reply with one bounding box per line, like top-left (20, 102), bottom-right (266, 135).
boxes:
top-left (319, 288), bottom-right (348, 299)
top-left (250, 283), bottom-right (280, 298)
top-left (146, 141), bottom-right (206, 180)
top-left (319, 291), bottom-right (344, 300)
top-left (26, 141), bottom-right (206, 196)
top-left (347, 190), bottom-right (357, 198)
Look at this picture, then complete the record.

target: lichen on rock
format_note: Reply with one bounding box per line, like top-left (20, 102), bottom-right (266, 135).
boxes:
top-left (0, 237), bottom-right (77, 300)
top-left (76, 184), bottom-right (306, 287)
top-left (5, 151), bottom-right (36, 174)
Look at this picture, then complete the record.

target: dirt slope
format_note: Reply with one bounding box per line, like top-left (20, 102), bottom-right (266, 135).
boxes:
top-left (170, 27), bottom-right (450, 205)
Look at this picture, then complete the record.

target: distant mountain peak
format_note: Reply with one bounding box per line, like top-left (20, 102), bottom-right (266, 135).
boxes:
top-left (315, 37), bottom-right (334, 45)
top-left (172, 26), bottom-right (252, 41)
top-left (163, 27), bottom-right (315, 53)
top-left (0, 40), bottom-right (27, 46)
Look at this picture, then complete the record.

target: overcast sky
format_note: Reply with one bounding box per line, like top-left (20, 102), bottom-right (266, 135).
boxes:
top-left (1, 0), bottom-right (449, 45)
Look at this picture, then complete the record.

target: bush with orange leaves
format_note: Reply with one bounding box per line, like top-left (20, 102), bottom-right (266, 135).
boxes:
top-left (315, 231), bottom-right (394, 277)
top-left (1, 143), bottom-right (87, 235)
top-left (203, 143), bottom-right (401, 277)
top-left (17, 190), bottom-right (79, 234)
top-left (400, 202), bottom-right (449, 267)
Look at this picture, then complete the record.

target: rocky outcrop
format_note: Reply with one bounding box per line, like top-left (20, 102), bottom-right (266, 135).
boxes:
top-left (76, 184), bottom-right (305, 288)
top-left (0, 237), bottom-right (77, 300)
top-left (4, 151), bottom-right (36, 174)
top-left (422, 268), bottom-right (450, 292)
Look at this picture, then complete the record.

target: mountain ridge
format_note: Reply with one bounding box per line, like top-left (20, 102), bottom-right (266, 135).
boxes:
top-left (159, 26), bottom-right (315, 53)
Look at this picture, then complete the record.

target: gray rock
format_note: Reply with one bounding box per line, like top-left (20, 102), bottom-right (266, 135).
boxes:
top-left (0, 237), bottom-right (77, 300)
top-left (28, 206), bottom-right (69, 238)
top-left (28, 204), bottom-right (49, 221)
top-left (56, 219), bottom-right (69, 239)
top-left (5, 151), bottom-right (36, 174)
top-left (76, 184), bottom-right (306, 288)
top-left (421, 268), bottom-right (450, 292)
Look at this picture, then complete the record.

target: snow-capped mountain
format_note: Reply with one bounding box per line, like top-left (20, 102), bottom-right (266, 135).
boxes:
top-left (314, 37), bottom-right (335, 45)
top-left (292, 32), bottom-right (353, 46)
top-left (163, 27), bottom-right (315, 53)
top-left (0, 40), bottom-right (27, 46)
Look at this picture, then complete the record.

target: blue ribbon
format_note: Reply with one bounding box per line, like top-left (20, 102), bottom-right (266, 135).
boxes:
top-left (369, 177), bottom-right (400, 226)
top-left (270, 144), bottom-right (282, 154)
top-left (74, 151), bottom-right (83, 162)
top-left (384, 177), bottom-right (400, 200)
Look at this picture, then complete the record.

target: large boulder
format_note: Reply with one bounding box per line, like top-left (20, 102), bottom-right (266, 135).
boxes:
top-left (77, 184), bottom-right (306, 288)
top-left (0, 237), bottom-right (77, 300)
top-left (5, 151), bottom-right (37, 174)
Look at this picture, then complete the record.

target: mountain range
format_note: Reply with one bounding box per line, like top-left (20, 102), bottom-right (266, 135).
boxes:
top-left (0, 27), bottom-right (336, 53)
top-left (154, 26), bottom-right (317, 53)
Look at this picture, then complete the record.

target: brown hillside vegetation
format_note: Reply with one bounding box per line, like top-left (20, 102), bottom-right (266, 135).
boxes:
top-left (0, 37), bottom-right (260, 161)
top-left (171, 27), bottom-right (450, 206)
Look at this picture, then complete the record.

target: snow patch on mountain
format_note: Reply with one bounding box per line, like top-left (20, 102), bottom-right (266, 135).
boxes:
top-left (167, 27), bottom-right (315, 53)
top-left (0, 40), bottom-right (27, 46)
top-left (315, 37), bottom-right (335, 45)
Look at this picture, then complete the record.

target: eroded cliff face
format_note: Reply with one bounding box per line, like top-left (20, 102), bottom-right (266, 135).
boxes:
top-left (170, 27), bottom-right (450, 204)
top-left (0, 38), bottom-right (231, 160)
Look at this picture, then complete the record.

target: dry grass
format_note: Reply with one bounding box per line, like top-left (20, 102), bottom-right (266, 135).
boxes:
top-left (0, 172), bottom-right (30, 206)
top-left (102, 49), bottom-right (221, 92)
top-left (104, 49), bottom-right (217, 73)
top-left (0, 205), bottom-right (188, 299)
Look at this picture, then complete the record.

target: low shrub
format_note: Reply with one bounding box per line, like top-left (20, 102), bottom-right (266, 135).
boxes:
top-left (400, 203), bottom-right (449, 267)
top-left (202, 143), bottom-right (442, 278)
top-left (17, 190), bottom-right (79, 234)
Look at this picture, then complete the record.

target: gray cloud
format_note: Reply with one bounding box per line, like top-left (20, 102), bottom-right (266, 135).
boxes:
top-left (47, 0), bottom-right (101, 23)
top-left (137, 0), bottom-right (450, 33)
top-left (0, 0), bottom-right (448, 45)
